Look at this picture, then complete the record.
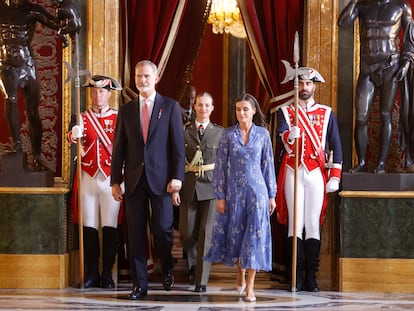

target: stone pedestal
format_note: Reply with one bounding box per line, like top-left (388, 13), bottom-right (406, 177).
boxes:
top-left (342, 172), bottom-right (414, 191)
top-left (339, 174), bottom-right (414, 292)
top-left (0, 153), bottom-right (54, 187)
top-left (0, 186), bottom-right (71, 288)
top-left (340, 193), bottom-right (414, 259)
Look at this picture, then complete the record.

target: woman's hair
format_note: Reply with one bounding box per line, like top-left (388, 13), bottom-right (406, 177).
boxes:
top-left (234, 93), bottom-right (268, 128)
top-left (196, 91), bottom-right (214, 103)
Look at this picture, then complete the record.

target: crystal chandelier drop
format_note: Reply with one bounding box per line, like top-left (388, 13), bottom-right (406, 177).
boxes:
top-left (207, 0), bottom-right (247, 39)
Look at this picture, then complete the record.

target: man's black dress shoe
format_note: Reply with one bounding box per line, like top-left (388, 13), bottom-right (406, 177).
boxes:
top-left (194, 284), bottom-right (206, 292)
top-left (188, 266), bottom-right (195, 284)
top-left (127, 286), bottom-right (147, 300)
top-left (163, 271), bottom-right (175, 291)
top-left (83, 276), bottom-right (100, 288)
top-left (101, 273), bottom-right (115, 289)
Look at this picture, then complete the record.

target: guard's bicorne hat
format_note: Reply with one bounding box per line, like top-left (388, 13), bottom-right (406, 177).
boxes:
top-left (83, 75), bottom-right (122, 90)
top-left (298, 67), bottom-right (325, 83)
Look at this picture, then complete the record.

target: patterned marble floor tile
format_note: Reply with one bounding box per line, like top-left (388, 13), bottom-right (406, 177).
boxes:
top-left (1, 285), bottom-right (414, 310)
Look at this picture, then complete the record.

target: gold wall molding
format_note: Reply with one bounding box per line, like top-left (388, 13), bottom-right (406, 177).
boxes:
top-left (0, 254), bottom-right (70, 289)
top-left (61, 46), bottom-right (72, 184)
top-left (304, 0), bottom-right (338, 111)
top-left (86, 0), bottom-right (122, 109)
top-left (340, 258), bottom-right (414, 292)
top-left (340, 190), bottom-right (414, 199)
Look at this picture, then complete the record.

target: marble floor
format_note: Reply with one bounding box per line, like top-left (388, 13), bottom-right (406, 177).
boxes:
top-left (3, 286), bottom-right (414, 311)
top-left (2, 262), bottom-right (414, 311)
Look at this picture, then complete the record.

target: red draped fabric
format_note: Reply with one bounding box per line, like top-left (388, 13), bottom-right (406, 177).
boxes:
top-left (240, 0), bottom-right (303, 113)
top-left (156, 0), bottom-right (210, 99)
top-left (121, 0), bottom-right (183, 92)
top-left (121, 0), bottom-right (208, 101)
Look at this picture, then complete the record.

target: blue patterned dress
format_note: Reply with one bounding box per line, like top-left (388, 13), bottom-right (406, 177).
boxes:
top-left (204, 124), bottom-right (277, 271)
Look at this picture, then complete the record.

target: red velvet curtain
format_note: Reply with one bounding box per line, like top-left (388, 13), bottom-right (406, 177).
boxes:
top-left (121, 0), bottom-right (182, 92)
top-left (120, 0), bottom-right (208, 101)
top-left (156, 0), bottom-right (210, 99)
top-left (240, 0), bottom-right (304, 114)
top-left (121, 1), bottom-right (303, 105)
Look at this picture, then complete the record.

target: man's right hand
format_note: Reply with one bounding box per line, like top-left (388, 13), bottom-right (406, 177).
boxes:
top-left (288, 126), bottom-right (301, 141)
top-left (71, 125), bottom-right (84, 140)
top-left (112, 184), bottom-right (123, 201)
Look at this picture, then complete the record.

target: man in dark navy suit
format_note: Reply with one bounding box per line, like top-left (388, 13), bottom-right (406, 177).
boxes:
top-left (111, 60), bottom-right (185, 299)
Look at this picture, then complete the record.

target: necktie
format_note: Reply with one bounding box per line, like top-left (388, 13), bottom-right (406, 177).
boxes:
top-left (198, 124), bottom-right (204, 140)
top-left (184, 110), bottom-right (191, 123)
top-left (141, 99), bottom-right (150, 143)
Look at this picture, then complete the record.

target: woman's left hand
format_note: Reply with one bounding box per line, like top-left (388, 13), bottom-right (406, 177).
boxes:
top-left (269, 198), bottom-right (276, 215)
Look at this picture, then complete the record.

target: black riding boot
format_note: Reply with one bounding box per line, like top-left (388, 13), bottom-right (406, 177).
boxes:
top-left (304, 238), bottom-right (321, 292)
top-left (83, 226), bottom-right (100, 288)
top-left (101, 226), bottom-right (119, 288)
top-left (287, 237), bottom-right (304, 292)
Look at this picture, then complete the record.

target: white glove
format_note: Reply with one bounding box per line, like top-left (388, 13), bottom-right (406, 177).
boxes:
top-left (326, 178), bottom-right (340, 193)
top-left (71, 125), bottom-right (84, 140)
top-left (288, 126), bottom-right (301, 141)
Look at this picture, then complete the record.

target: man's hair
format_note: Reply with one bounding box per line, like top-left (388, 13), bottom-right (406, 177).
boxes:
top-left (135, 60), bottom-right (158, 74)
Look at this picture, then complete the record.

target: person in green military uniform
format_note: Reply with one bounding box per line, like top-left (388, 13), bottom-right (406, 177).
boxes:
top-left (178, 92), bottom-right (223, 292)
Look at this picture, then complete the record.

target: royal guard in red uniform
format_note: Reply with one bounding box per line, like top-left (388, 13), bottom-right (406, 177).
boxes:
top-left (276, 67), bottom-right (342, 292)
top-left (68, 75), bottom-right (122, 288)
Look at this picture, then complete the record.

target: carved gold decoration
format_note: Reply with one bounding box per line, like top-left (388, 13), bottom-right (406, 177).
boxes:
top-left (304, 0), bottom-right (338, 111)
top-left (86, 0), bottom-right (122, 110)
top-left (60, 44), bottom-right (73, 184)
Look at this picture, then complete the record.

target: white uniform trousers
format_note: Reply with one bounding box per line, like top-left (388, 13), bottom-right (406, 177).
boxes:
top-left (81, 171), bottom-right (121, 229)
top-left (284, 165), bottom-right (324, 240)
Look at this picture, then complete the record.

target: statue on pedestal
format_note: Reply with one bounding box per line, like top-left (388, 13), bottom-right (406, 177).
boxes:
top-left (0, 0), bottom-right (80, 185)
top-left (338, 0), bottom-right (414, 173)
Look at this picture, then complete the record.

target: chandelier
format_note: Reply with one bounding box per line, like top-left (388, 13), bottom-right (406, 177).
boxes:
top-left (207, 0), bottom-right (247, 39)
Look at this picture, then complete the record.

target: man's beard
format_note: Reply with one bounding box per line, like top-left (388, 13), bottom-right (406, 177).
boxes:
top-left (299, 91), bottom-right (312, 100)
top-left (137, 85), bottom-right (150, 93)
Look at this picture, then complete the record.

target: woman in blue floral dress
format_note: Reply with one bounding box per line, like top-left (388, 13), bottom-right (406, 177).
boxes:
top-left (204, 93), bottom-right (277, 302)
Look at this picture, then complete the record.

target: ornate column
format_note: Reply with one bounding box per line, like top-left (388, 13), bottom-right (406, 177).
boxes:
top-left (304, 0), bottom-right (338, 110)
